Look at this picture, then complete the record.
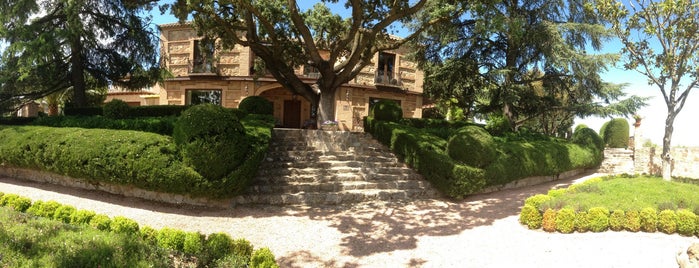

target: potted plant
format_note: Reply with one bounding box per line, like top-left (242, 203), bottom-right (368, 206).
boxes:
top-left (633, 114), bottom-right (642, 127)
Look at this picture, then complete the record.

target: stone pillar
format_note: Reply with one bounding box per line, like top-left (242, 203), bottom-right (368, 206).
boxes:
top-left (633, 116), bottom-right (643, 174)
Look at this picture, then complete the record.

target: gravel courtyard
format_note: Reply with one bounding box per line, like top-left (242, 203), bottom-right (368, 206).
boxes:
top-left (1, 173), bottom-right (695, 267)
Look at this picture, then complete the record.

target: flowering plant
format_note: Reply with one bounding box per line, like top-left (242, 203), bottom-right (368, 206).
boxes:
top-left (321, 120), bottom-right (338, 126)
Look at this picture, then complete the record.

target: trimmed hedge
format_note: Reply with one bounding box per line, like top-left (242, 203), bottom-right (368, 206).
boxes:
top-left (239, 96), bottom-right (273, 115)
top-left (0, 116), bottom-right (36, 125)
top-left (370, 100), bottom-right (403, 122)
top-left (0, 114), bottom-right (274, 198)
top-left (31, 115), bottom-right (177, 136)
top-left (604, 118), bottom-right (629, 148)
top-left (103, 99), bottom-right (131, 119)
top-left (447, 126), bottom-right (496, 168)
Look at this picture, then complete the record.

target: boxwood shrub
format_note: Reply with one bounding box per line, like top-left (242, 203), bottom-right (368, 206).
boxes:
top-left (238, 96), bottom-right (273, 115)
top-left (369, 100), bottom-right (403, 122)
top-left (676, 209), bottom-right (697, 236)
top-left (625, 210), bottom-right (642, 232)
top-left (587, 207), bottom-right (610, 232)
top-left (640, 207), bottom-right (658, 232)
top-left (555, 208), bottom-right (576, 233)
top-left (183, 232), bottom-right (205, 256)
top-left (30, 116), bottom-right (177, 136)
top-left (519, 204), bottom-right (542, 229)
top-left (574, 211), bottom-right (590, 232)
top-left (609, 210), bottom-right (625, 231)
top-left (103, 99), bottom-right (131, 119)
top-left (250, 247), bottom-right (279, 268)
top-left (542, 208), bottom-right (557, 232)
top-left (658, 210), bottom-right (678, 234)
top-left (53, 205), bottom-right (77, 223)
top-left (111, 216), bottom-right (140, 235)
top-left (603, 118), bottom-right (630, 148)
top-left (447, 126), bottom-right (496, 168)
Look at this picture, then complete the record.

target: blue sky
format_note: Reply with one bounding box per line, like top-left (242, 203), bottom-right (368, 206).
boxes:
top-left (150, 1), bottom-right (699, 146)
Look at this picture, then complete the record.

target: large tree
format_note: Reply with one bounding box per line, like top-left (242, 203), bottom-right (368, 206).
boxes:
top-left (0, 0), bottom-right (161, 112)
top-left (595, 0), bottom-right (699, 180)
top-left (171, 0), bottom-right (456, 123)
top-left (416, 0), bottom-right (646, 132)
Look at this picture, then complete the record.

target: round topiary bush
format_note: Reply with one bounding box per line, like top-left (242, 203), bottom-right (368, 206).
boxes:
top-left (53, 205), bottom-right (76, 223)
top-left (157, 227), bottom-right (186, 252)
top-left (542, 208), bottom-right (557, 232)
top-left (571, 127), bottom-right (605, 152)
top-left (587, 207), bottom-right (610, 232)
top-left (369, 100), bottom-right (403, 122)
top-left (519, 204), bottom-right (543, 229)
top-left (173, 104), bottom-right (249, 180)
top-left (70, 209), bottom-right (96, 225)
top-left (447, 126), bottom-right (496, 168)
top-left (238, 96), bottom-right (273, 115)
top-left (1, 194), bottom-right (31, 212)
top-left (203, 232), bottom-right (234, 265)
top-left (111, 216), bottom-right (140, 234)
top-left (89, 214), bottom-right (112, 231)
top-left (676, 209), bottom-right (697, 236)
top-left (609, 209), bottom-right (625, 231)
top-left (555, 208), bottom-right (576, 233)
top-left (484, 114), bottom-right (511, 136)
top-left (640, 207), bottom-right (658, 232)
top-left (251, 247), bottom-right (279, 268)
top-left (625, 210), bottom-right (641, 232)
top-left (232, 238), bottom-right (253, 261)
top-left (603, 118), bottom-right (630, 148)
top-left (574, 124), bottom-right (589, 133)
top-left (103, 99), bottom-right (131, 119)
top-left (26, 200), bottom-right (61, 218)
top-left (575, 211), bottom-right (590, 233)
top-left (524, 194), bottom-right (552, 208)
top-left (183, 232), bottom-right (204, 256)
top-left (658, 209), bottom-right (678, 234)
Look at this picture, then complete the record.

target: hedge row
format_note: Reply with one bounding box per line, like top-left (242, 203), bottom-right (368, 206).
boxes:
top-left (0, 192), bottom-right (279, 267)
top-left (65, 104), bottom-right (191, 117)
top-left (364, 117), bottom-right (603, 198)
top-left (0, 115), bottom-right (274, 198)
top-left (30, 116), bottom-right (178, 135)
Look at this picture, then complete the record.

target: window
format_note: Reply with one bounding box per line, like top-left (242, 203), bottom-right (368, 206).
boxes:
top-left (377, 52), bottom-right (396, 83)
top-left (193, 38), bottom-right (215, 73)
top-left (186, 89), bottom-right (222, 105)
top-left (303, 64), bottom-right (320, 78)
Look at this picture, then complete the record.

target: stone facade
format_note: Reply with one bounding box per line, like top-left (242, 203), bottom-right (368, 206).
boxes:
top-left (634, 146), bottom-right (699, 179)
top-left (152, 22), bottom-right (425, 131)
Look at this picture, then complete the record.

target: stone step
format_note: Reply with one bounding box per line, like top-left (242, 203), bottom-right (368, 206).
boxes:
top-left (259, 160), bottom-right (407, 169)
top-left (232, 188), bottom-right (440, 206)
top-left (254, 172), bottom-right (423, 184)
top-left (246, 180), bottom-right (431, 194)
top-left (256, 166), bottom-right (418, 177)
top-left (262, 154), bottom-right (399, 163)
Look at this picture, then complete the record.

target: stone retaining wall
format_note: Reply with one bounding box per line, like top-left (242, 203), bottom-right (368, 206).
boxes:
top-left (634, 147), bottom-right (699, 179)
top-left (477, 169), bottom-right (592, 194)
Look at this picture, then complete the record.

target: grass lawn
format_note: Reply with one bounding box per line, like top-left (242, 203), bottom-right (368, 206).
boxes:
top-left (542, 175), bottom-right (699, 212)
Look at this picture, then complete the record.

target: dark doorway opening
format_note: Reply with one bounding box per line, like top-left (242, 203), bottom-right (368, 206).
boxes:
top-left (283, 100), bottom-right (301, 128)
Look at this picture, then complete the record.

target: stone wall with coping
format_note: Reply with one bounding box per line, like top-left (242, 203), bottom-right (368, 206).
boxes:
top-left (634, 146), bottom-right (699, 179)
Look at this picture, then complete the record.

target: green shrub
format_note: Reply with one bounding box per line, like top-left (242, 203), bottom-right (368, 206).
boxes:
top-left (574, 211), bottom-right (590, 232)
top-left (26, 200), bottom-right (62, 217)
top-left (609, 210), bottom-right (625, 231)
top-left (555, 208), bottom-right (576, 233)
top-left (250, 247), bottom-right (279, 268)
top-left (0, 194), bottom-right (31, 212)
top-left (625, 210), bottom-right (641, 232)
top-left (676, 209), bottom-right (697, 236)
top-left (422, 107), bottom-right (445, 119)
top-left (31, 116), bottom-right (177, 136)
top-left (0, 193), bottom-right (17, 206)
top-left (89, 214), bottom-right (112, 231)
top-left (157, 227), bottom-right (186, 252)
top-left (215, 254), bottom-right (250, 268)
top-left (203, 232), bottom-right (234, 265)
top-left (640, 207), bottom-right (658, 232)
top-left (238, 96), bottom-right (273, 115)
top-left (547, 188), bottom-right (567, 198)
top-left (0, 116), bottom-right (36, 125)
top-left (519, 204), bottom-right (543, 229)
top-left (574, 124), bottom-right (589, 133)
top-left (130, 105), bottom-right (190, 117)
top-left (524, 194), bottom-right (552, 208)
top-left (542, 208), bottom-right (557, 232)
top-left (103, 99), bottom-right (131, 119)
top-left (603, 118), bottom-right (629, 148)
top-left (183, 232), bottom-right (205, 256)
top-left (599, 121), bottom-right (609, 141)
top-left (173, 104), bottom-right (249, 180)
top-left (447, 126), bottom-right (496, 168)
top-left (658, 210), bottom-right (678, 234)
top-left (70, 209), bottom-right (96, 225)
top-left (484, 114), bottom-right (511, 136)
top-left (571, 127), bottom-right (605, 152)
top-left (232, 238), bottom-right (254, 261)
top-left (64, 106), bottom-right (103, 116)
top-left (52, 205), bottom-right (76, 223)
top-left (111, 216), bottom-right (140, 234)
top-left (140, 226), bottom-right (159, 244)
top-left (587, 207), bottom-right (610, 232)
top-left (370, 100), bottom-right (403, 122)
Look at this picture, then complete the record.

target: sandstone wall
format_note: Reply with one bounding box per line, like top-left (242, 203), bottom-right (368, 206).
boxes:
top-left (634, 147), bottom-right (699, 179)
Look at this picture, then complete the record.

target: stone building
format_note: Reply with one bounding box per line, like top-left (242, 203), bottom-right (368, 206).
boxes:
top-left (149, 22), bottom-right (425, 131)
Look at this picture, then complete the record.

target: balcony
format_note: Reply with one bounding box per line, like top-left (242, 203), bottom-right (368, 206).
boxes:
top-left (374, 71), bottom-right (402, 87)
top-left (189, 58), bottom-right (218, 76)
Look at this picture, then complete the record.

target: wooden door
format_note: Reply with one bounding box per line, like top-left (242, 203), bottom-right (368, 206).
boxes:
top-left (283, 100), bottom-right (301, 128)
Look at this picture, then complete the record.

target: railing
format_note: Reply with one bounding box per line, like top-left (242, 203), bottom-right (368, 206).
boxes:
top-left (189, 58), bottom-right (217, 75)
top-left (374, 70), bottom-right (402, 87)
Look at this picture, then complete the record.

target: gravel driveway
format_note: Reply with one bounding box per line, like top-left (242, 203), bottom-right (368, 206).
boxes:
top-left (1, 173), bottom-right (695, 267)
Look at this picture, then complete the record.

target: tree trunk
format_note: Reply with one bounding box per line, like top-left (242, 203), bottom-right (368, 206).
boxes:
top-left (661, 111), bottom-right (676, 181)
top-left (48, 103), bottom-right (59, 116)
top-left (70, 38), bottom-right (87, 107)
top-left (317, 86), bottom-right (337, 126)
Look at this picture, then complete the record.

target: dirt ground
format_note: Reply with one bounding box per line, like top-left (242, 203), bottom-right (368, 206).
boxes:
top-left (0, 173), bottom-right (695, 267)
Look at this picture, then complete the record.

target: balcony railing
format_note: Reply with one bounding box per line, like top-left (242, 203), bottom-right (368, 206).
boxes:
top-left (374, 70), bottom-right (402, 87)
top-left (189, 58), bottom-right (217, 75)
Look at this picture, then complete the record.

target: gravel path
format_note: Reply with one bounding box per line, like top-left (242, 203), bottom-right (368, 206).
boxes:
top-left (1, 173), bottom-right (695, 267)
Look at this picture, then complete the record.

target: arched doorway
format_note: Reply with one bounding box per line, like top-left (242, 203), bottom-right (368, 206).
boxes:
top-left (258, 87), bottom-right (312, 129)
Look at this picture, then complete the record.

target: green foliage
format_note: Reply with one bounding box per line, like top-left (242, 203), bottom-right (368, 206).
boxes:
top-left (609, 210), bottom-right (625, 231)
top-left (574, 124), bottom-right (589, 133)
top-left (0, 207), bottom-right (171, 267)
top-left (183, 232), bottom-right (205, 256)
top-left (103, 99), bottom-right (131, 119)
top-left (574, 211), bottom-right (590, 232)
top-left (524, 194), bottom-right (552, 208)
top-left (599, 121), bottom-right (609, 141)
top-left (238, 96), bottom-right (273, 115)
top-left (542, 208), bottom-right (557, 232)
top-left (140, 226), bottom-right (159, 244)
top-left (110, 216), bottom-right (140, 235)
top-left (422, 107), bottom-right (445, 119)
top-left (676, 209), bottom-right (697, 236)
top-left (26, 200), bottom-right (61, 218)
top-left (70, 209), bottom-right (96, 225)
top-left (173, 104), bottom-right (249, 180)
top-left (603, 118), bottom-right (629, 148)
top-left (447, 126), bottom-right (496, 168)
top-left (250, 247), bottom-right (279, 268)
top-left (232, 238), bottom-right (254, 261)
top-left (484, 115), bottom-right (511, 136)
top-left (89, 214), bottom-right (112, 231)
top-left (587, 207), bottom-right (610, 232)
top-left (657, 210), bottom-right (678, 234)
top-left (370, 100), bottom-right (403, 122)
top-left (215, 254), bottom-right (250, 268)
top-left (519, 204), bottom-right (543, 229)
top-left (52, 205), bottom-right (76, 223)
top-left (203, 232), bottom-right (234, 265)
top-left (625, 210), bottom-right (641, 232)
top-left (64, 106), bottom-right (104, 116)
top-left (555, 208), bottom-right (576, 233)
top-left (0, 194), bottom-right (31, 212)
top-left (0, 117), bottom-right (36, 125)
top-left (130, 105), bottom-right (190, 117)
top-left (157, 227), bottom-right (187, 252)
top-left (547, 188), bottom-right (567, 198)
top-left (571, 127), bottom-right (605, 152)
top-left (640, 207), bottom-right (658, 232)
top-left (31, 115), bottom-right (178, 136)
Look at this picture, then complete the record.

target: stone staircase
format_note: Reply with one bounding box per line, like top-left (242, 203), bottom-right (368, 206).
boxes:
top-left (231, 129), bottom-right (440, 206)
top-left (598, 148), bottom-right (635, 174)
